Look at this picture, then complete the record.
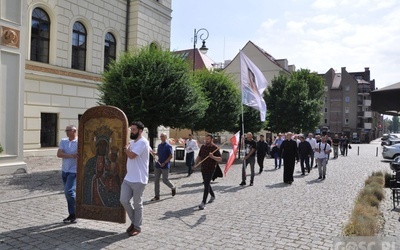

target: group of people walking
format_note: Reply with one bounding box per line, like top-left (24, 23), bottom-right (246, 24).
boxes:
top-left (241, 132), bottom-right (352, 186)
top-left (57, 123), bottom-right (352, 237)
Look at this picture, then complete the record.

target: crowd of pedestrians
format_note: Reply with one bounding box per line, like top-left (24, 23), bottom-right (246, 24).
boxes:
top-left (238, 131), bottom-right (352, 186)
top-left (58, 123), bottom-right (353, 237)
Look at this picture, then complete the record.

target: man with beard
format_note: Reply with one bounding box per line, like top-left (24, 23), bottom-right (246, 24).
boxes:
top-left (120, 121), bottom-right (149, 236)
top-left (279, 132), bottom-right (299, 184)
top-left (194, 134), bottom-right (222, 210)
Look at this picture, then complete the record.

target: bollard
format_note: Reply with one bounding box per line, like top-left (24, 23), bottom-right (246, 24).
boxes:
top-left (376, 147), bottom-right (378, 157)
top-left (358, 146), bottom-right (359, 155)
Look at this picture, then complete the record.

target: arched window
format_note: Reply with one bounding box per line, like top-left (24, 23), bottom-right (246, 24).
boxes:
top-left (104, 32), bottom-right (116, 70)
top-left (31, 8), bottom-right (50, 63)
top-left (71, 21), bottom-right (86, 70)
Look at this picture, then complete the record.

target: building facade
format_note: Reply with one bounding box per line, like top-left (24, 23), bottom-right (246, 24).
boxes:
top-left (320, 67), bottom-right (378, 142)
top-left (0, 0), bottom-right (172, 174)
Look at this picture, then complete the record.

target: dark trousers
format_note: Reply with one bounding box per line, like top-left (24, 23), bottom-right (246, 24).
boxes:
top-left (186, 152), bottom-right (194, 175)
top-left (257, 154), bottom-right (266, 172)
top-left (283, 158), bottom-right (295, 183)
top-left (300, 156), bottom-right (310, 174)
top-left (274, 152), bottom-right (282, 168)
top-left (202, 171), bottom-right (215, 204)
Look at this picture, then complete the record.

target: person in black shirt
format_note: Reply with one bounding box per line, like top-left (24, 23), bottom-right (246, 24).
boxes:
top-left (298, 134), bottom-right (312, 175)
top-left (256, 135), bottom-right (268, 174)
top-left (240, 132), bottom-right (257, 186)
top-left (279, 132), bottom-right (299, 184)
top-left (332, 134), bottom-right (340, 158)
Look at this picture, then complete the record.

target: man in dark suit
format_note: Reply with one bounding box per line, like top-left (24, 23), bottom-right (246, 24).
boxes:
top-left (279, 132), bottom-right (299, 184)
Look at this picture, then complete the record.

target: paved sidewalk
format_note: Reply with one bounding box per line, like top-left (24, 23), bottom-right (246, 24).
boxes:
top-left (0, 140), bottom-right (399, 249)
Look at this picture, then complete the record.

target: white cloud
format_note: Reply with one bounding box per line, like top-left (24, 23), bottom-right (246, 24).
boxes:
top-left (312, 0), bottom-right (337, 9)
top-left (260, 19), bottom-right (277, 30)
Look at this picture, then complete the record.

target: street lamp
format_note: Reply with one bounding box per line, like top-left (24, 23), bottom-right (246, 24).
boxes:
top-left (193, 28), bottom-right (209, 72)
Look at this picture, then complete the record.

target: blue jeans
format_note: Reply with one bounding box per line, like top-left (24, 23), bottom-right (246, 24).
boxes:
top-left (62, 171), bottom-right (76, 216)
top-left (274, 152), bottom-right (282, 168)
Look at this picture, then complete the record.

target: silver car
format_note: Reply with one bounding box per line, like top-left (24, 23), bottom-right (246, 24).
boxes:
top-left (382, 143), bottom-right (400, 159)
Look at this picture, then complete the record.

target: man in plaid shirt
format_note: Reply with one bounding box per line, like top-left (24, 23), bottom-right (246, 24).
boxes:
top-left (195, 134), bottom-right (222, 210)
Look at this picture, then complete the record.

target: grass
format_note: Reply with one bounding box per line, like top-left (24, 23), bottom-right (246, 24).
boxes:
top-left (343, 171), bottom-right (386, 236)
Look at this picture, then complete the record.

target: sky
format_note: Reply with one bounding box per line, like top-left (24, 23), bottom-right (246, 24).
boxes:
top-left (170, 0), bottom-right (400, 89)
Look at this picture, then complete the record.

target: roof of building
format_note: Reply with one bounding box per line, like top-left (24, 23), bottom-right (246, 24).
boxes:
top-left (172, 49), bottom-right (215, 70)
top-left (224, 41), bottom-right (292, 73)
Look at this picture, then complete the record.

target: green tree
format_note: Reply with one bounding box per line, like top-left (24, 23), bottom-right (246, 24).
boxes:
top-left (191, 70), bottom-right (241, 133)
top-left (99, 46), bottom-right (208, 150)
top-left (265, 69), bottom-right (324, 133)
top-left (234, 106), bottom-right (266, 134)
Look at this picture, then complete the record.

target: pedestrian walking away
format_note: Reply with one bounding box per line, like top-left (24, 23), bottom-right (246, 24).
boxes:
top-left (194, 134), bottom-right (222, 210)
top-left (151, 133), bottom-right (176, 201)
top-left (240, 132), bottom-right (257, 186)
top-left (57, 125), bottom-right (78, 224)
top-left (119, 121), bottom-right (150, 236)
top-left (185, 134), bottom-right (198, 177)
top-left (256, 135), bottom-right (268, 174)
top-left (279, 132), bottom-right (299, 184)
top-left (343, 136), bottom-right (349, 156)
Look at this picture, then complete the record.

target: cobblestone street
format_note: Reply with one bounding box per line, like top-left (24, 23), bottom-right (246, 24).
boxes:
top-left (0, 139), bottom-right (399, 249)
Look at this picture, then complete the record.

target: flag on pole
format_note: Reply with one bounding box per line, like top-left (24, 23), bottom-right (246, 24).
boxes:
top-left (224, 131), bottom-right (240, 176)
top-left (240, 51), bottom-right (268, 121)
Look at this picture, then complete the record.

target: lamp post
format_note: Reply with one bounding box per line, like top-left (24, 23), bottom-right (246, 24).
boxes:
top-left (193, 28), bottom-right (209, 72)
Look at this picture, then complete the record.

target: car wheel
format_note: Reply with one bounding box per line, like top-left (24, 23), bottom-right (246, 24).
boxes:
top-left (393, 154), bottom-right (400, 160)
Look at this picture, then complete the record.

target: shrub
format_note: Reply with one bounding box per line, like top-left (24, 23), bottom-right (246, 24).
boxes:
top-left (343, 173), bottom-right (385, 236)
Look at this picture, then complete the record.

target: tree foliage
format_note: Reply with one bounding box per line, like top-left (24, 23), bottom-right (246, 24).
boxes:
top-left (265, 69), bottom-right (324, 133)
top-left (98, 46), bottom-right (208, 146)
top-left (191, 70), bottom-right (241, 133)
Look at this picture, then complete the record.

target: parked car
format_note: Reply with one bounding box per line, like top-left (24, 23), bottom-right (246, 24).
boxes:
top-left (352, 138), bottom-right (361, 144)
top-left (382, 143), bottom-right (400, 159)
top-left (381, 134), bottom-right (390, 140)
top-left (381, 134), bottom-right (400, 146)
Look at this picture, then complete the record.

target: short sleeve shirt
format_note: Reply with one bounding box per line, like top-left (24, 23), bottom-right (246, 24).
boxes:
top-left (198, 143), bottom-right (221, 173)
top-left (156, 142), bottom-right (173, 169)
top-left (124, 137), bottom-right (150, 184)
top-left (59, 138), bottom-right (78, 173)
top-left (245, 139), bottom-right (257, 157)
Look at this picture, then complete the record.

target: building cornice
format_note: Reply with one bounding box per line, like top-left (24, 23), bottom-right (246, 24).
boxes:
top-left (25, 61), bottom-right (101, 87)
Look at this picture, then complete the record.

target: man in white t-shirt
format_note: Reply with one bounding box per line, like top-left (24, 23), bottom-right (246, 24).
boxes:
top-left (314, 136), bottom-right (331, 180)
top-left (120, 121), bottom-right (149, 237)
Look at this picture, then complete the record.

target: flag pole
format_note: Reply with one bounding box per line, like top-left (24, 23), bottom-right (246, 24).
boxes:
top-left (192, 141), bottom-right (228, 169)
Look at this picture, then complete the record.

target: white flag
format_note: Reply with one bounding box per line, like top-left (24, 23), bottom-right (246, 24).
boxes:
top-left (240, 51), bottom-right (268, 121)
